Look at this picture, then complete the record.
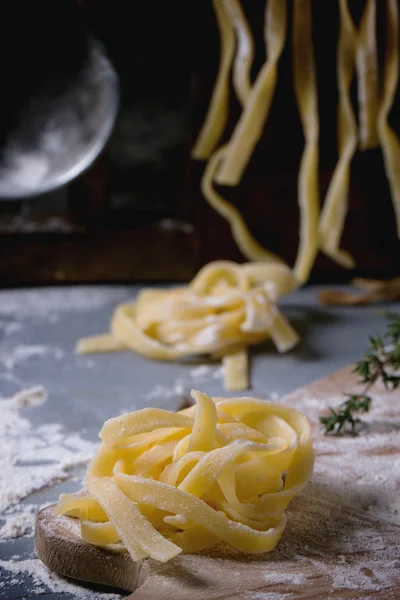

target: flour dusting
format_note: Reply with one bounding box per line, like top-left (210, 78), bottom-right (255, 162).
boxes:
top-left (0, 558), bottom-right (120, 599)
top-left (0, 386), bottom-right (97, 515)
top-left (145, 365), bottom-right (224, 403)
top-left (283, 381), bottom-right (400, 526)
top-left (0, 386), bottom-right (106, 597)
top-left (0, 504), bottom-right (38, 540)
top-left (0, 345), bottom-right (64, 371)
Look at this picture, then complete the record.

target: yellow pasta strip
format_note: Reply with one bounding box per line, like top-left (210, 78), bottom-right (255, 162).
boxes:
top-left (222, 0), bottom-right (254, 106)
top-left (241, 263), bottom-right (297, 299)
top-left (269, 313), bottom-right (300, 354)
top-left (87, 476), bottom-right (179, 562)
top-left (179, 439), bottom-right (280, 498)
top-left (115, 427), bottom-right (188, 451)
top-left (81, 520), bottom-right (120, 546)
top-left (318, 0), bottom-right (357, 269)
top-left (170, 526), bottom-right (221, 554)
top-left (292, 0), bottom-right (320, 284)
top-left (160, 451), bottom-right (205, 486)
top-left (223, 349), bottom-right (249, 391)
top-left (100, 408), bottom-right (194, 447)
top-left (217, 468), bottom-right (282, 522)
top-left (378, 0), bottom-right (400, 238)
top-left (76, 334), bottom-right (125, 355)
top-left (130, 442), bottom-right (175, 478)
top-left (110, 305), bottom-right (187, 361)
top-left (189, 390), bottom-right (218, 452)
top-left (216, 0), bottom-right (287, 186)
top-left (115, 473), bottom-right (287, 555)
top-left (191, 260), bottom-right (249, 293)
top-left (201, 148), bottom-right (284, 263)
top-left (54, 494), bottom-right (107, 522)
top-left (217, 420), bottom-right (266, 442)
top-left (191, 0), bottom-right (234, 160)
top-left (356, 0), bottom-right (379, 150)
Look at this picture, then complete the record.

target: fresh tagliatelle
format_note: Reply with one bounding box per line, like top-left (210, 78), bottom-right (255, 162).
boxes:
top-left (77, 261), bottom-right (299, 391)
top-left (193, 0), bottom-right (400, 285)
top-left (55, 390), bottom-right (314, 562)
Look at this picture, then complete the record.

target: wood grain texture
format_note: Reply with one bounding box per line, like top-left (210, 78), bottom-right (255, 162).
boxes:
top-left (35, 365), bottom-right (400, 599)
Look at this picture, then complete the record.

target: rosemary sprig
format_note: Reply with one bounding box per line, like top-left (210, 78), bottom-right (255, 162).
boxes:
top-left (320, 314), bottom-right (400, 435)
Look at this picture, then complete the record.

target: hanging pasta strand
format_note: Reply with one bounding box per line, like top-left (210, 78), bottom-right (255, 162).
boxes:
top-left (356, 0), bottom-right (379, 150)
top-left (222, 0), bottom-right (254, 106)
top-left (318, 0), bottom-right (357, 269)
top-left (191, 0), bottom-right (235, 160)
top-left (292, 0), bottom-right (320, 284)
top-left (378, 0), bottom-right (400, 238)
top-left (215, 0), bottom-right (287, 186)
top-left (201, 146), bottom-right (284, 263)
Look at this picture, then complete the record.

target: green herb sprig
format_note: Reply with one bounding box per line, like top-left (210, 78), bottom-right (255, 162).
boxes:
top-left (320, 314), bottom-right (400, 435)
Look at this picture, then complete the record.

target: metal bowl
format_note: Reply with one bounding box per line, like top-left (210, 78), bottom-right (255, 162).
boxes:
top-left (0, 38), bottom-right (119, 199)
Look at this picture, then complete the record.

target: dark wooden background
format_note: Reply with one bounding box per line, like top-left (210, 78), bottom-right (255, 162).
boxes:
top-left (1, 0), bottom-right (399, 287)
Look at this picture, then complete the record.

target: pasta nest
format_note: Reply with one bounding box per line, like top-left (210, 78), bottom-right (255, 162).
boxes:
top-left (113, 260), bottom-right (298, 357)
top-left (77, 261), bottom-right (299, 389)
top-left (56, 390), bottom-right (314, 563)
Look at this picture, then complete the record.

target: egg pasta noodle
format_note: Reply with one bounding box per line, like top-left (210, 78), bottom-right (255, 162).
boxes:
top-left (223, 0), bottom-right (254, 106)
top-left (191, 0), bottom-right (235, 160)
top-left (192, 0), bottom-right (400, 285)
top-left (56, 390), bottom-right (314, 563)
top-left (292, 0), bottom-right (320, 284)
top-left (378, 0), bottom-right (400, 238)
top-left (318, 0), bottom-right (357, 269)
top-left (77, 260), bottom-right (299, 391)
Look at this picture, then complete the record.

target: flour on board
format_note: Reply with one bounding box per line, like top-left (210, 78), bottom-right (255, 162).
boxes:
top-left (282, 383), bottom-right (400, 527)
top-left (0, 558), bottom-right (120, 599)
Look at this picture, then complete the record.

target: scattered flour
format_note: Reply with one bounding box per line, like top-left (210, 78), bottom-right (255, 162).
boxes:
top-left (0, 504), bottom-right (38, 540)
top-left (283, 384), bottom-right (400, 526)
top-left (145, 365), bottom-right (224, 403)
top-left (146, 380), bottom-right (185, 401)
top-left (0, 558), bottom-right (120, 599)
top-left (0, 386), bottom-right (105, 597)
top-left (0, 345), bottom-right (64, 371)
top-left (275, 379), bottom-right (400, 594)
top-left (0, 321), bottom-right (23, 335)
top-left (245, 594), bottom-right (291, 600)
top-left (0, 386), bottom-right (97, 516)
top-left (264, 573), bottom-right (305, 586)
top-left (4, 385), bottom-right (47, 408)
top-left (189, 365), bottom-right (213, 378)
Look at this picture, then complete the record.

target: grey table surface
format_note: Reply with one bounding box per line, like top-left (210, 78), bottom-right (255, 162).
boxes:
top-left (0, 283), bottom-right (396, 599)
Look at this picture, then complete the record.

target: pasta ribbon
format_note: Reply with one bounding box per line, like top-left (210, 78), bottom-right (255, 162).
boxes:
top-left (191, 0), bottom-right (235, 160)
top-left (77, 260), bottom-right (299, 390)
top-left (222, 0), bottom-right (254, 106)
top-left (318, 0), bottom-right (357, 269)
top-left (378, 0), bottom-right (400, 238)
top-left (201, 146), bottom-right (284, 263)
top-left (292, 0), bottom-right (320, 284)
top-left (215, 0), bottom-right (287, 186)
top-left (56, 390), bottom-right (314, 562)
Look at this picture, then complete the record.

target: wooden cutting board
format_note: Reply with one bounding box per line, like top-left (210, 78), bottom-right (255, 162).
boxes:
top-left (35, 365), bottom-right (400, 599)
